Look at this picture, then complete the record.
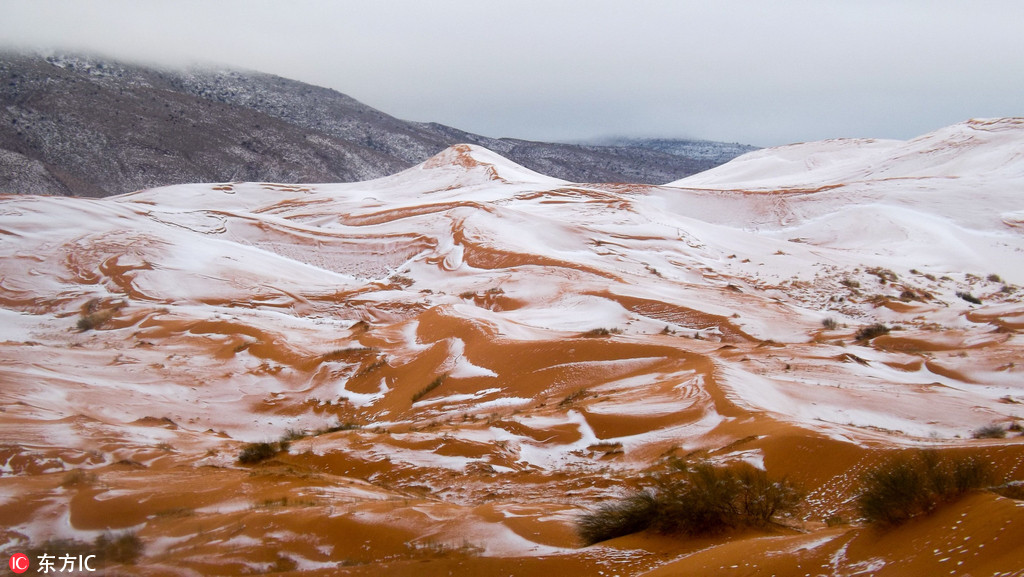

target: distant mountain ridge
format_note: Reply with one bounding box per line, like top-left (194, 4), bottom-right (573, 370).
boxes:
top-left (591, 136), bottom-right (757, 163)
top-left (0, 51), bottom-right (756, 196)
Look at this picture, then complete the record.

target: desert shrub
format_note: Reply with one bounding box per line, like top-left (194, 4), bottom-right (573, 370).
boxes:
top-left (559, 388), bottom-right (589, 407)
top-left (949, 456), bottom-right (994, 493)
top-left (840, 278), bottom-right (861, 289)
top-left (95, 531), bottom-right (143, 565)
top-left (956, 291), bottom-right (982, 305)
top-left (155, 507), bottom-right (194, 518)
top-left (389, 274), bottom-right (414, 288)
top-left (60, 469), bottom-right (97, 487)
top-left (821, 318), bottom-right (839, 330)
top-left (582, 327), bottom-right (622, 337)
top-left (857, 450), bottom-right (993, 526)
top-left (858, 456), bottom-right (930, 526)
top-left (76, 299), bottom-right (122, 331)
top-left (577, 462), bottom-right (801, 545)
top-left (77, 309), bottom-right (116, 331)
top-left (238, 441), bottom-right (288, 464)
top-left (855, 323), bottom-right (890, 341)
top-left (825, 515), bottom-right (845, 527)
top-left (411, 375), bottom-right (447, 403)
top-left (972, 424), bottom-right (1007, 439)
top-left (281, 428), bottom-right (307, 442)
top-left (987, 274), bottom-right (1002, 283)
top-left (322, 421), bottom-right (362, 433)
top-left (577, 491), bottom-right (659, 545)
top-left (867, 267), bottom-right (899, 283)
top-left (992, 482), bottom-right (1024, 501)
top-left (734, 465), bottom-right (803, 523)
top-left (272, 555), bottom-right (298, 572)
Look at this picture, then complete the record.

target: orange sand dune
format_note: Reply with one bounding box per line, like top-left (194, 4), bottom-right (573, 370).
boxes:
top-left (3, 137), bottom-right (1024, 573)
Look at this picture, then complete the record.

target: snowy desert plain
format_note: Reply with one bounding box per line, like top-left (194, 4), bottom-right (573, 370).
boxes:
top-left (1, 117), bottom-right (1024, 575)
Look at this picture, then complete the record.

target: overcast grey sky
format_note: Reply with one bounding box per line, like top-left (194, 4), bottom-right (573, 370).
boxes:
top-left (3, 1), bottom-right (1023, 146)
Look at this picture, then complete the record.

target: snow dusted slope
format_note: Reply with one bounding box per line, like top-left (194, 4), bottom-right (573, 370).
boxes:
top-left (671, 117), bottom-right (1024, 189)
top-left (1, 126), bottom-right (1024, 574)
top-left (660, 117), bottom-right (1024, 283)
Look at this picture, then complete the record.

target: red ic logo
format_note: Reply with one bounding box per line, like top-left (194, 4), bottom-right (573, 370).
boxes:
top-left (8, 553), bottom-right (30, 574)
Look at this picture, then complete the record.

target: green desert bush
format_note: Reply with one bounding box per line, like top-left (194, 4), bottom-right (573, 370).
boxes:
top-left (238, 440), bottom-right (289, 464)
top-left (855, 323), bottom-right (890, 341)
top-left (60, 469), bottom-right (97, 487)
top-left (576, 492), bottom-right (660, 545)
top-left (77, 308), bottom-right (117, 331)
top-left (857, 450), bottom-right (993, 526)
top-left (95, 531), bottom-right (144, 565)
top-left (956, 291), bottom-right (982, 305)
top-left (577, 462), bottom-right (801, 545)
top-left (972, 424), bottom-right (1007, 439)
top-left (582, 327), bottom-right (622, 337)
top-left (411, 375), bottom-right (447, 403)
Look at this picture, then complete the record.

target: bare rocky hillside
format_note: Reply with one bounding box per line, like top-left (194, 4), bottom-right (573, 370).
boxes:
top-left (0, 52), bottom-right (754, 196)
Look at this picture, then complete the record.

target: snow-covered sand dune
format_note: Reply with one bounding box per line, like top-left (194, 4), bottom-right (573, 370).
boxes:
top-left (1, 120), bottom-right (1023, 574)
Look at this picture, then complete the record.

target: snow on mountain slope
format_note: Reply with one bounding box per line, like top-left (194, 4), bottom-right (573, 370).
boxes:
top-left (672, 117), bottom-right (1024, 189)
top-left (1, 129), bottom-right (1024, 574)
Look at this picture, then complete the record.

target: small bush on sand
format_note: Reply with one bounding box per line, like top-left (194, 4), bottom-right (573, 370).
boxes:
top-left (857, 450), bottom-right (993, 526)
top-left (559, 388), bottom-right (589, 407)
top-left (238, 441), bottom-right (289, 464)
top-left (411, 375), bottom-right (447, 403)
top-left (95, 531), bottom-right (143, 565)
top-left (577, 492), bottom-right (660, 545)
top-left (321, 421), bottom-right (362, 433)
top-left (972, 424), bottom-right (1007, 439)
top-left (855, 323), bottom-right (890, 341)
top-left (577, 462), bottom-right (801, 545)
top-left (993, 482), bottom-right (1024, 501)
top-left (582, 327), bottom-right (623, 338)
top-left (77, 309), bottom-right (117, 331)
top-left (821, 318), bottom-right (839, 330)
top-left (956, 291), bottom-right (982, 305)
top-left (76, 299), bottom-right (123, 331)
top-left (60, 469), bottom-right (97, 487)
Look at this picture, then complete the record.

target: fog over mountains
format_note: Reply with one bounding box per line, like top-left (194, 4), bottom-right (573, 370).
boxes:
top-left (0, 52), bottom-right (756, 197)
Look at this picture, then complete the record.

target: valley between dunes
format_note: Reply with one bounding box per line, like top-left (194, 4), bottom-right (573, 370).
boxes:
top-left (2, 119), bottom-right (1024, 575)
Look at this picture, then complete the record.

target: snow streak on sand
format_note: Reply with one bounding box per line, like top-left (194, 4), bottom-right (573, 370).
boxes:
top-left (2, 122), bottom-right (1024, 574)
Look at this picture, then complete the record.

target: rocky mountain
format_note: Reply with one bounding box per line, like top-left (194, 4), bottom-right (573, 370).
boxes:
top-left (592, 136), bottom-right (758, 164)
top-left (0, 52), bottom-right (754, 196)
